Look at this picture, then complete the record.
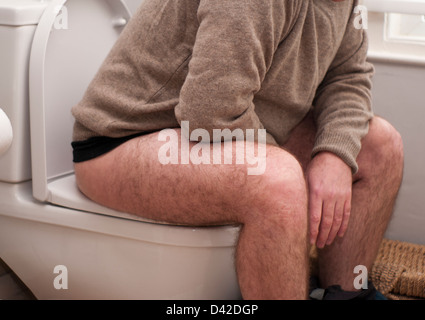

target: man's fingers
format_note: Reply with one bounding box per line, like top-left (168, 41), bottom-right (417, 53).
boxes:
top-left (306, 151), bottom-right (353, 248)
top-left (325, 201), bottom-right (344, 246)
top-left (338, 200), bottom-right (351, 238)
top-left (309, 195), bottom-right (323, 246)
top-left (316, 200), bottom-right (335, 248)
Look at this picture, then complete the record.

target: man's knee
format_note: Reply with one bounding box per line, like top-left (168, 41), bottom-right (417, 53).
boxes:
top-left (267, 150), bottom-right (306, 199)
top-left (243, 148), bottom-right (308, 225)
top-left (358, 117), bottom-right (404, 177)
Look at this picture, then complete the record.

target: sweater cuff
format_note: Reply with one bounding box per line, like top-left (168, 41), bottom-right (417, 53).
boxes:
top-left (311, 132), bottom-right (362, 174)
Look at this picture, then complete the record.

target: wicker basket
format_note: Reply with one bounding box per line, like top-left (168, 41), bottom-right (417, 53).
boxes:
top-left (371, 239), bottom-right (425, 300)
top-left (309, 238), bottom-right (425, 300)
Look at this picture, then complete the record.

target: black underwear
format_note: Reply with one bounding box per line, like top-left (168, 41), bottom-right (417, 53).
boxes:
top-left (71, 132), bottom-right (151, 163)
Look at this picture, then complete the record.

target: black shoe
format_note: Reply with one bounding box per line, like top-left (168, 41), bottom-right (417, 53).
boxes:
top-left (322, 281), bottom-right (387, 300)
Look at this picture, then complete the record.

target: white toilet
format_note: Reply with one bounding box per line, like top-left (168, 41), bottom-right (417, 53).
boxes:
top-left (0, 0), bottom-right (241, 299)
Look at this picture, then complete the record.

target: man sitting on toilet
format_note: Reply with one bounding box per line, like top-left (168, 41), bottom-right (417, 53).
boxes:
top-left (70, 0), bottom-right (404, 299)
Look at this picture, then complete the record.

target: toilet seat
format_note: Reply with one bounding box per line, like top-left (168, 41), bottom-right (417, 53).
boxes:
top-left (29, 0), bottom-right (173, 224)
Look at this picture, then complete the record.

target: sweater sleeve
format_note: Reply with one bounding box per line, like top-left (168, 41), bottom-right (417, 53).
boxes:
top-left (174, 0), bottom-right (290, 145)
top-left (311, 6), bottom-right (374, 174)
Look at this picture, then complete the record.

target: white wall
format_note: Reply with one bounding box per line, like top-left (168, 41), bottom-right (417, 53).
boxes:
top-left (369, 60), bottom-right (425, 246)
top-left (366, 8), bottom-right (425, 246)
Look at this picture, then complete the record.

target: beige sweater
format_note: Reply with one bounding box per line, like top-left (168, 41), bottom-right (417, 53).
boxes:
top-left (71, 0), bottom-right (374, 173)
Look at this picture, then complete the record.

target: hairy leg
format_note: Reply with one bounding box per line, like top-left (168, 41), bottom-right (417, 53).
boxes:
top-left (283, 114), bottom-right (404, 291)
top-left (74, 129), bottom-right (310, 299)
top-left (317, 117), bottom-right (404, 290)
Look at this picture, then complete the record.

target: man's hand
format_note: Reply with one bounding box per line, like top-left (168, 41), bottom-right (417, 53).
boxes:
top-left (306, 152), bottom-right (353, 248)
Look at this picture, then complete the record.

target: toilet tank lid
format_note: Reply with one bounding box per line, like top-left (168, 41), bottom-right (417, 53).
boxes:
top-left (0, 0), bottom-right (49, 26)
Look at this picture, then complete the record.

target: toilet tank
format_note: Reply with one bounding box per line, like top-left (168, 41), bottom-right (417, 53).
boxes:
top-left (0, 0), bottom-right (48, 183)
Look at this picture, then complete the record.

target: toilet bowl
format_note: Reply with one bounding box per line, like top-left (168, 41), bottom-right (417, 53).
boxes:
top-left (0, 0), bottom-right (241, 299)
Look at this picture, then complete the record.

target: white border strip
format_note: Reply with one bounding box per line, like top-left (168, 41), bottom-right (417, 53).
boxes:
top-left (368, 50), bottom-right (425, 67)
top-left (364, 0), bottom-right (425, 15)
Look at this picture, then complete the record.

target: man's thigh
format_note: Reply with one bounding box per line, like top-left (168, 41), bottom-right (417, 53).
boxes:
top-left (74, 128), bottom-right (302, 225)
